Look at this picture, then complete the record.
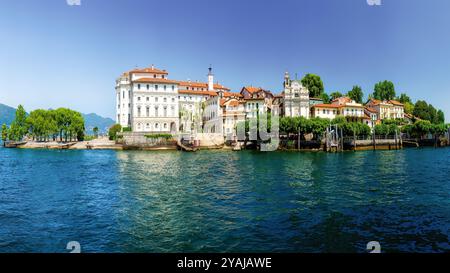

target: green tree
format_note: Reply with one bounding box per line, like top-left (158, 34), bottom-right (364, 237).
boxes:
top-left (398, 93), bottom-right (411, 104)
top-left (109, 124), bottom-right (122, 140)
top-left (373, 80), bottom-right (396, 101)
top-left (414, 120), bottom-right (433, 138)
top-left (437, 110), bottom-right (445, 124)
top-left (1, 123), bottom-right (8, 142)
top-left (413, 100), bottom-right (430, 121)
top-left (12, 105), bottom-right (28, 140)
top-left (330, 91), bottom-right (343, 100)
top-left (347, 85), bottom-right (364, 103)
top-left (93, 127), bottom-right (99, 138)
top-left (301, 74), bottom-right (324, 98)
top-left (320, 93), bottom-right (331, 104)
top-left (404, 102), bottom-right (414, 115)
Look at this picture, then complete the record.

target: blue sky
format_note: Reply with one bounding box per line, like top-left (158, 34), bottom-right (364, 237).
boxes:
top-left (0, 0), bottom-right (449, 120)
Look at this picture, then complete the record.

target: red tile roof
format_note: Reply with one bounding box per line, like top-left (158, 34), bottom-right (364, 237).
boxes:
top-left (242, 86), bottom-right (263, 94)
top-left (388, 100), bottom-right (404, 106)
top-left (178, 89), bottom-right (217, 96)
top-left (129, 67), bottom-right (168, 75)
top-left (178, 81), bottom-right (230, 91)
top-left (223, 92), bottom-right (243, 98)
top-left (133, 78), bottom-right (179, 84)
top-left (312, 104), bottom-right (341, 109)
top-left (365, 107), bottom-right (378, 113)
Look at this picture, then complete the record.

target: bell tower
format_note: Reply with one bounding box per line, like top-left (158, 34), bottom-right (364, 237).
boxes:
top-left (284, 71), bottom-right (290, 89)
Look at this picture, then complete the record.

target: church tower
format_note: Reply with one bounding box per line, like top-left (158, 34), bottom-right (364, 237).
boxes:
top-left (284, 71), bottom-right (290, 89)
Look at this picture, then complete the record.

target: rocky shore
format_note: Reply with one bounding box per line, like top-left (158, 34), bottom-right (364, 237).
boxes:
top-left (17, 137), bottom-right (123, 150)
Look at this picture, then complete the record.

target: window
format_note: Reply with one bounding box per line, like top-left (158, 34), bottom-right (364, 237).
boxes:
top-left (162, 75), bottom-right (165, 79)
top-left (138, 84), bottom-right (141, 90)
top-left (146, 107), bottom-right (150, 117)
top-left (155, 85), bottom-right (159, 91)
top-left (137, 107), bottom-right (141, 117)
top-left (164, 85), bottom-right (167, 91)
top-left (172, 85), bottom-right (175, 91)
top-left (146, 97), bottom-right (149, 101)
top-left (172, 98), bottom-right (175, 103)
top-left (163, 97), bottom-right (167, 103)
top-left (155, 107), bottom-right (159, 117)
top-left (323, 109), bottom-right (326, 114)
top-left (155, 123), bottom-right (159, 129)
top-left (137, 97), bottom-right (141, 101)
top-left (164, 123), bottom-right (167, 129)
top-left (146, 84), bottom-right (149, 90)
top-left (163, 107), bottom-right (167, 117)
top-left (153, 74), bottom-right (156, 78)
top-left (155, 97), bottom-right (159, 102)
top-left (122, 91), bottom-right (125, 99)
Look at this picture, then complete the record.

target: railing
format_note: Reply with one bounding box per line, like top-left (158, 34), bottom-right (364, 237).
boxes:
top-left (343, 135), bottom-right (399, 141)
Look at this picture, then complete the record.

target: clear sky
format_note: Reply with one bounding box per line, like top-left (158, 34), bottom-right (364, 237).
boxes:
top-left (0, 0), bottom-right (449, 121)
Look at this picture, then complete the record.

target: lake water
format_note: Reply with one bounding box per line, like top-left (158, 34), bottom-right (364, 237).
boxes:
top-left (0, 147), bottom-right (449, 253)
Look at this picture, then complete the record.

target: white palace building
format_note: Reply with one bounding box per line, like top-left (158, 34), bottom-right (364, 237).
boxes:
top-left (115, 65), bottom-right (231, 134)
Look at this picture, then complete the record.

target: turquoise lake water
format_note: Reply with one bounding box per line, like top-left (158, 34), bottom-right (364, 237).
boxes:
top-left (0, 147), bottom-right (449, 253)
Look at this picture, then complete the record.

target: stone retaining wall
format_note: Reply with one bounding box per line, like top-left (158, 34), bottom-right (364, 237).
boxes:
top-left (119, 132), bottom-right (177, 150)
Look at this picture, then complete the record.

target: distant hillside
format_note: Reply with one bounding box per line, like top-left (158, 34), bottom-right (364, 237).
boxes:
top-left (0, 103), bottom-right (115, 134)
top-left (83, 113), bottom-right (115, 134)
top-left (0, 103), bottom-right (16, 126)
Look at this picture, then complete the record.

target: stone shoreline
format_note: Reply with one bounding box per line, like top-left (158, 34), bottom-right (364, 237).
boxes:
top-left (16, 138), bottom-right (123, 150)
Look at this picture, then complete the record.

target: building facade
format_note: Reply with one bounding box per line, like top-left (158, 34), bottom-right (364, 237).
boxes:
top-left (282, 72), bottom-right (310, 118)
top-left (366, 99), bottom-right (405, 120)
top-left (115, 66), bottom-right (179, 133)
top-left (311, 97), bottom-right (365, 122)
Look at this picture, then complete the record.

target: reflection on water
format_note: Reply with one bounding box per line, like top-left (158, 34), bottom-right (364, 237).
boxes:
top-left (0, 148), bottom-right (449, 252)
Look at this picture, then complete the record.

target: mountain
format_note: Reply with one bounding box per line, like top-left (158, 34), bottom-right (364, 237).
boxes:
top-left (82, 113), bottom-right (115, 134)
top-left (0, 103), bottom-right (16, 126)
top-left (0, 103), bottom-right (115, 134)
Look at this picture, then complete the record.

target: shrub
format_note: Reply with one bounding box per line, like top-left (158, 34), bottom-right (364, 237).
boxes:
top-left (108, 124), bottom-right (122, 140)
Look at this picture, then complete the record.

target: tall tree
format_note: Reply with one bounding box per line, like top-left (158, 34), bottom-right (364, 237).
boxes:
top-left (301, 74), bottom-right (324, 98)
top-left (347, 85), bottom-right (364, 103)
top-left (373, 81), bottom-right (396, 101)
top-left (437, 110), bottom-right (445, 124)
top-left (14, 105), bottom-right (28, 140)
